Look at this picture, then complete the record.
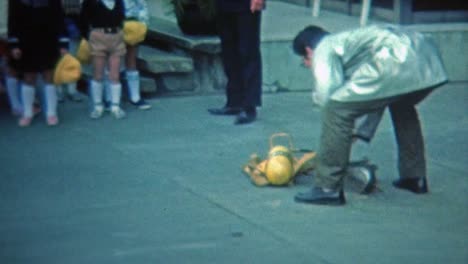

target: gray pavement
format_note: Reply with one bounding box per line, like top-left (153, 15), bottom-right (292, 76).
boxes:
top-left (0, 81), bottom-right (467, 264)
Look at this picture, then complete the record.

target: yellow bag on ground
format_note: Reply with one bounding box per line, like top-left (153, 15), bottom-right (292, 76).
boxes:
top-left (242, 133), bottom-right (316, 187)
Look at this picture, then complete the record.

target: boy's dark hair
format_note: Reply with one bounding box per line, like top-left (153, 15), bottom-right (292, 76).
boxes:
top-left (292, 26), bottom-right (330, 56)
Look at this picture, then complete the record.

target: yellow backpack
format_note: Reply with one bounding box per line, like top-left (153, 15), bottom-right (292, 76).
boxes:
top-left (242, 133), bottom-right (316, 186)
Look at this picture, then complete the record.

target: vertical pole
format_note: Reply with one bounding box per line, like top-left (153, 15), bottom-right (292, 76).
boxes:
top-left (312, 0), bottom-right (322, 17)
top-left (394, 0), bottom-right (413, 24)
top-left (360, 0), bottom-right (372, 26)
top-left (0, 0), bottom-right (7, 36)
top-left (347, 0), bottom-right (352, 15)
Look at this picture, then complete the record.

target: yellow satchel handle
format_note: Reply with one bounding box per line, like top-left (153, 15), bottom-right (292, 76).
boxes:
top-left (269, 132), bottom-right (294, 150)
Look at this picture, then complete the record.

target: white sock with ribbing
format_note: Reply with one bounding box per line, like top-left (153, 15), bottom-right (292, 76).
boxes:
top-left (44, 84), bottom-right (58, 117)
top-left (6, 76), bottom-right (22, 113)
top-left (110, 82), bottom-right (122, 110)
top-left (90, 80), bottom-right (103, 106)
top-left (126, 70), bottom-right (140, 103)
top-left (21, 83), bottom-right (35, 118)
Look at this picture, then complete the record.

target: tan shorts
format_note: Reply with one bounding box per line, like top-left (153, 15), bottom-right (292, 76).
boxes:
top-left (89, 29), bottom-right (126, 57)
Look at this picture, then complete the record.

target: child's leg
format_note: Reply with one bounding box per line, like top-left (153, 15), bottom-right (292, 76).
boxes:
top-left (125, 44), bottom-right (150, 110)
top-left (18, 73), bottom-right (37, 126)
top-left (108, 54), bottom-right (125, 119)
top-left (125, 44), bottom-right (140, 103)
top-left (65, 82), bottom-right (84, 102)
top-left (42, 70), bottom-right (59, 125)
top-left (89, 56), bottom-right (106, 118)
top-left (57, 84), bottom-right (65, 102)
top-left (5, 74), bottom-right (22, 115)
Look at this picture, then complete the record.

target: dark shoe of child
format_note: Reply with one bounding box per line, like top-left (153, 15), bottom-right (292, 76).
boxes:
top-left (130, 99), bottom-right (151, 110)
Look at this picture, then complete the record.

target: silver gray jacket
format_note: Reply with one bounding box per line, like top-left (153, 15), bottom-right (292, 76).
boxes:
top-left (311, 25), bottom-right (448, 105)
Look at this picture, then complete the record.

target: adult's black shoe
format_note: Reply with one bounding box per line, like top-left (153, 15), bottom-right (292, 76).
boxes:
top-left (294, 187), bottom-right (346, 205)
top-left (234, 110), bottom-right (256, 125)
top-left (393, 177), bottom-right (428, 194)
top-left (208, 106), bottom-right (242, 115)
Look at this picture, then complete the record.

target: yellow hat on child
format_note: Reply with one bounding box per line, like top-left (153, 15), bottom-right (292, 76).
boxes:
top-left (76, 39), bottom-right (91, 64)
top-left (123, 21), bottom-right (148, 46)
top-left (54, 54), bottom-right (82, 85)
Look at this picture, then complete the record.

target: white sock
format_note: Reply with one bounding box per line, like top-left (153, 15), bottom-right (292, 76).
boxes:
top-left (6, 76), bottom-right (22, 112)
top-left (44, 84), bottom-right (58, 117)
top-left (90, 80), bottom-right (103, 105)
top-left (21, 83), bottom-right (35, 118)
top-left (66, 82), bottom-right (78, 95)
top-left (110, 82), bottom-right (122, 110)
top-left (126, 70), bottom-right (141, 103)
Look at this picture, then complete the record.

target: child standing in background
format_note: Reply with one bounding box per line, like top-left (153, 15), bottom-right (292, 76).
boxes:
top-left (59, 0), bottom-right (86, 103)
top-left (123, 0), bottom-right (151, 110)
top-left (8, 0), bottom-right (69, 126)
top-left (80, 0), bottom-right (126, 119)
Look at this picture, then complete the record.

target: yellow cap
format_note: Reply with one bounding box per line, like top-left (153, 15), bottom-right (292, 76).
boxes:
top-left (53, 54), bottom-right (82, 85)
top-left (123, 21), bottom-right (148, 46)
top-left (76, 39), bottom-right (91, 64)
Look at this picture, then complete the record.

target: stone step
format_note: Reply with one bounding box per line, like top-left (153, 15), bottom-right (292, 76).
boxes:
top-left (146, 17), bottom-right (220, 54)
top-left (77, 68), bottom-right (159, 94)
top-left (137, 45), bottom-right (194, 74)
top-left (79, 46), bottom-right (196, 94)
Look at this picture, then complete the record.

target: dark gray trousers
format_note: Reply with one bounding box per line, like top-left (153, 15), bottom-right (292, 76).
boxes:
top-left (315, 88), bottom-right (435, 190)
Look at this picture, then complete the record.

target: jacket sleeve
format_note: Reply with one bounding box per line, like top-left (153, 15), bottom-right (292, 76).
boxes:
top-left (311, 39), bottom-right (344, 106)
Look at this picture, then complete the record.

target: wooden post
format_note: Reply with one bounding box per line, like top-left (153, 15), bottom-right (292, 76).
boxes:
top-left (346, 0), bottom-right (352, 15)
top-left (312, 0), bottom-right (322, 17)
top-left (360, 0), bottom-right (372, 26)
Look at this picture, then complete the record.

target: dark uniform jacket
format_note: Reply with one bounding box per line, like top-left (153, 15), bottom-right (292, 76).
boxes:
top-left (7, 0), bottom-right (68, 72)
top-left (79, 0), bottom-right (125, 39)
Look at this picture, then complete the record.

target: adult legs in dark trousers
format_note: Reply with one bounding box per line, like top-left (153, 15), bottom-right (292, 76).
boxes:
top-left (208, 11), bottom-right (262, 125)
top-left (295, 87), bottom-right (436, 205)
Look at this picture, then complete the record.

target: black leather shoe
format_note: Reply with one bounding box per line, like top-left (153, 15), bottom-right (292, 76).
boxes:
top-left (294, 187), bottom-right (346, 205)
top-left (234, 110), bottom-right (256, 125)
top-left (208, 106), bottom-right (242, 116)
top-left (393, 177), bottom-right (428, 194)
